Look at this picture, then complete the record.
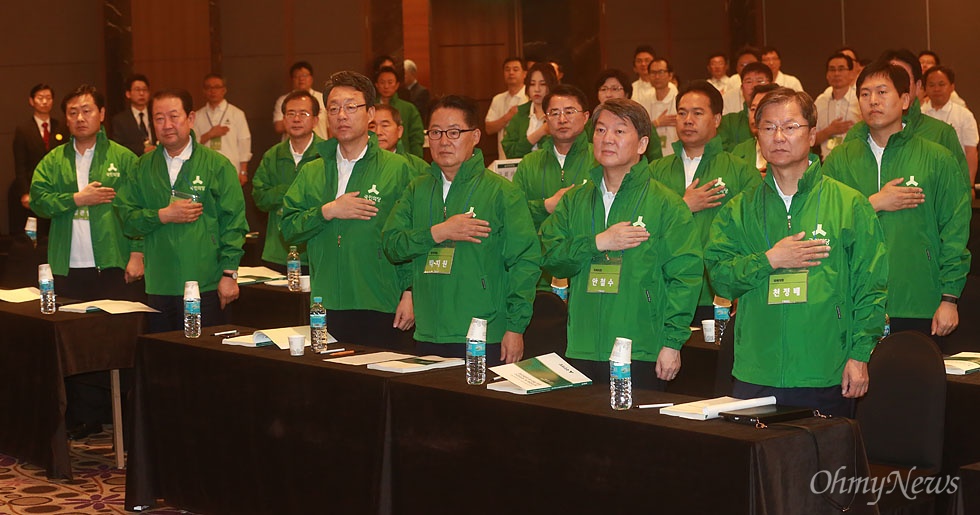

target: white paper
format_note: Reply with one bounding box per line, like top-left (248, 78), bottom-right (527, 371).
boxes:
top-left (325, 351), bottom-right (414, 365)
top-left (0, 287), bottom-right (41, 303)
top-left (59, 300), bottom-right (160, 314)
top-left (236, 266), bottom-right (286, 284)
top-left (487, 353), bottom-right (592, 394)
top-left (223, 326), bottom-right (335, 350)
top-left (660, 396), bottom-right (776, 421)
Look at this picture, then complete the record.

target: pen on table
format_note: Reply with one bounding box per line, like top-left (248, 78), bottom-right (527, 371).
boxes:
top-left (321, 350), bottom-right (355, 358)
top-left (317, 347), bottom-right (346, 355)
top-left (213, 330), bottom-right (238, 337)
top-left (634, 403), bottom-right (674, 409)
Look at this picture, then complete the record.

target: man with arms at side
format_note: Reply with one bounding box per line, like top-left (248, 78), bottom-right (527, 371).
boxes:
top-left (375, 66), bottom-right (425, 158)
top-left (252, 90), bottom-right (323, 273)
top-left (539, 97), bottom-right (702, 388)
top-left (649, 81), bottom-right (761, 323)
top-left (115, 89), bottom-right (248, 333)
top-left (824, 63), bottom-right (970, 349)
top-left (280, 71), bottom-right (415, 348)
top-left (484, 57), bottom-right (528, 159)
top-left (370, 103), bottom-right (428, 178)
top-left (383, 95), bottom-right (541, 365)
top-left (814, 54), bottom-right (861, 159)
top-left (706, 88), bottom-right (888, 417)
top-left (718, 62), bottom-right (772, 151)
top-left (402, 59), bottom-right (431, 125)
top-left (109, 74), bottom-right (155, 157)
top-left (193, 74), bottom-right (252, 186)
top-left (10, 84), bottom-right (68, 240)
top-left (761, 46), bottom-right (804, 92)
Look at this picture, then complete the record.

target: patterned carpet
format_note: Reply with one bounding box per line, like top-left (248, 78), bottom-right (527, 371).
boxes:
top-left (0, 427), bottom-right (195, 514)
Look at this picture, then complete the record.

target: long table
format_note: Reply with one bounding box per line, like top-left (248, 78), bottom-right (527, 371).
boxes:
top-left (126, 329), bottom-right (877, 514)
top-left (229, 283), bottom-right (310, 328)
top-left (0, 299), bottom-right (144, 478)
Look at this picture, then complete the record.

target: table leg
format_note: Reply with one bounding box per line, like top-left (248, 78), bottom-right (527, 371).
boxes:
top-left (111, 369), bottom-right (124, 469)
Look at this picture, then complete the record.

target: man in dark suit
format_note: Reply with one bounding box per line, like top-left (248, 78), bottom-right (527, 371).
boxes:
top-left (403, 59), bottom-right (431, 125)
top-left (9, 83), bottom-right (68, 237)
top-left (109, 74), bottom-right (155, 157)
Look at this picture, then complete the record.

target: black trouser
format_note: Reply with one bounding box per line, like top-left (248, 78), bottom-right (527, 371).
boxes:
top-left (565, 358), bottom-right (667, 391)
top-left (732, 379), bottom-right (854, 418)
top-left (327, 309), bottom-right (413, 350)
top-left (56, 267), bottom-right (145, 302)
top-left (889, 317), bottom-right (946, 353)
top-left (146, 290), bottom-right (225, 333)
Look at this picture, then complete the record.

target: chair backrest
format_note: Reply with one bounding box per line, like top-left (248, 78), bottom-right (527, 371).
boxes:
top-left (855, 330), bottom-right (946, 472)
top-left (523, 291), bottom-right (568, 357)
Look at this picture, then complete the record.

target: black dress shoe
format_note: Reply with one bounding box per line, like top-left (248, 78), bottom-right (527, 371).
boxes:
top-left (67, 422), bottom-right (102, 440)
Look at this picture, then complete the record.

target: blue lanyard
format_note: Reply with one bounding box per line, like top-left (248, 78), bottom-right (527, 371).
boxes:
top-left (764, 178), bottom-right (823, 248)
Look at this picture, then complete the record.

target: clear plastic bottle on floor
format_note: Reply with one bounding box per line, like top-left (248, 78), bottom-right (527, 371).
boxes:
top-left (610, 337), bottom-right (633, 410)
top-left (466, 317), bottom-right (487, 385)
top-left (310, 296), bottom-right (327, 352)
top-left (38, 263), bottom-right (55, 314)
top-left (287, 246), bottom-right (301, 292)
top-left (183, 281), bottom-right (201, 338)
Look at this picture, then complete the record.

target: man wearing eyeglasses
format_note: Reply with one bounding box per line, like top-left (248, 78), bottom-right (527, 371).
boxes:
top-left (824, 62), bottom-right (970, 350)
top-left (706, 87), bottom-right (887, 417)
top-left (383, 95), bottom-right (541, 365)
top-left (251, 90), bottom-right (323, 273)
top-left (649, 81), bottom-right (760, 324)
top-left (718, 62), bottom-right (773, 152)
top-left (192, 74), bottom-right (252, 186)
top-left (281, 71), bottom-right (416, 348)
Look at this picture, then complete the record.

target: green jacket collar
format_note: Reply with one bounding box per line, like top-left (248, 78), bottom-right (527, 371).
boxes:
top-left (669, 134), bottom-right (723, 161)
top-left (317, 132), bottom-right (380, 163)
top-left (65, 126), bottom-right (110, 158)
top-left (850, 118), bottom-right (913, 149)
top-left (551, 130), bottom-right (590, 160)
top-left (429, 148), bottom-right (486, 184)
top-left (763, 154), bottom-right (822, 196)
top-left (276, 133), bottom-right (322, 161)
top-left (588, 156), bottom-right (651, 191)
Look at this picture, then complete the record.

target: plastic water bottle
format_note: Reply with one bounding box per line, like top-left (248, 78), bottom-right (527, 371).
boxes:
top-left (714, 301), bottom-right (731, 342)
top-left (466, 317), bottom-right (488, 385)
top-left (610, 337), bottom-right (633, 410)
top-left (183, 281), bottom-right (201, 338)
top-left (286, 246), bottom-right (301, 292)
top-left (882, 313), bottom-right (891, 340)
top-left (310, 296), bottom-right (327, 352)
top-left (38, 264), bottom-right (56, 315)
top-left (25, 217), bottom-right (38, 248)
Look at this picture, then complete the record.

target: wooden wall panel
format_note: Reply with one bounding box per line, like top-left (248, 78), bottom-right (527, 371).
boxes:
top-left (132, 0), bottom-right (212, 108)
top-left (929, 0), bottom-right (980, 107)
top-left (403, 0), bottom-right (431, 86)
top-left (761, 1), bottom-right (843, 98)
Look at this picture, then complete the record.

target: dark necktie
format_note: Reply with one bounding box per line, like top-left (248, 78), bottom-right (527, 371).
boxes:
top-left (42, 122), bottom-right (50, 150)
top-left (138, 112), bottom-right (148, 140)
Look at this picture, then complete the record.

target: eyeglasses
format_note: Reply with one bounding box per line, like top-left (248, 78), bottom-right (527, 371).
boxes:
top-left (426, 128), bottom-right (477, 140)
top-left (546, 107), bottom-right (584, 119)
top-left (285, 110), bottom-right (313, 119)
top-left (598, 86), bottom-right (623, 93)
top-left (327, 103), bottom-right (367, 116)
top-left (759, 122), bottom-right (809, 136)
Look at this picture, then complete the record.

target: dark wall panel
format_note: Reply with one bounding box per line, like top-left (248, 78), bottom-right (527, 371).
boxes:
top-left (762, 1), bottom-right (843, 98)
top-left (930, 0), bottom-right (980, 106)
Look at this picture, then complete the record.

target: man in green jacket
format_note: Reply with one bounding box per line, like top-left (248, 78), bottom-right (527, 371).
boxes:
top-left (115, 89), bottom-right (248, 333)
top-left (540, 98), bottom-right (703, 389)
top-left (375, 66), bottom-right (424, 157)
top-left (31, 84), bottom-right (143, 301)
top-left (252, 90), bottom-right (323, 272)
top-left (649, 81), bottom-right (761, 323)
top-left (370, 103), bottom-right (428, 178)
top-left (281, 71), bottom-right (416, 348)
top-left (717, 62), bottom-right (772, 152)
top-left (824, 62), bottom-right (970, 347)
top-left (382, 95), bottom-right (541, 365)
top-left (706, 88), bottom-right (888, 417)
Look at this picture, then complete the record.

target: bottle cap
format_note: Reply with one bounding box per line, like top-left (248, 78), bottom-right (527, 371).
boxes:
top-left (38, 263), bottom-right (53, 282)
top-left (184, 280), bottom-right (200, 299)
top-left (466, 317), bottom-right (488, 341)
top-left (313, 296), bottom-right (322, 303)
top-left (290, 245), bottom-right (297, 251)
top-left (609, 337), bottom-right (632, 363)
top-left (25, 217), bottom-right (37, 232)
top-left (712, 295), bottom-right (732, 308)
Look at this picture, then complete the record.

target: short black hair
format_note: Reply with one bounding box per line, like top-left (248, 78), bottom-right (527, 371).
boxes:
top-left (836, 47), bottom-right (860, 61)
top-left (203, 73), bottom-right (224, 84)
top-left (760, 46), bottom-right (781, 59)
top-left (677, 80), bottom-right (723, 115)
top-left (126, 74), bottom-right (150, 90)
top-left (592, 98), bottom-right (651, 142)
top-left (290, 61), bottom-right (313, 77)
top-left (503, 56), bottom-right (525, 70)
top-left (281, 90), bottom-right (320, 117)
top-left (649, 57), bottom-right (673, 74)
top-left (740, 61), bottom-right (774, 82)
top-left (918, 50), bottom-right (940, 66)
top-left (857, 60), bottom-right (911, 97)
top-left (634, 45), bottom-right (656, 60)
top-left (324, 70), bottom-right (377, 106)
top-left (372, 55), bottom-right (397, 72)
top-left (543, 84), bottom-right (589, 112)
top-left (429, 95), bottom-right (479, 128)
top-left (751, 83), bottom-right (780, 102)
top-left (733, 45), bottom-right (762, 62)
top-left (826, 53), bottom-right (854, 70)
top-left (878, 49), bottom-right (921, 83)
top-left (708, 52), bottom-right (727, 62)
top-left (30, 83), bottom-right (53, 98)
top-left (61, 84), bottom-right (105, 113)
top-left (594, 69), bottom-right (632, 99)
top-left (374, 65), bottom-right (402, 84)
top-left (923, 65), bottom-right (955, 85)
top-left (151, 89), bottom-right (195, 117)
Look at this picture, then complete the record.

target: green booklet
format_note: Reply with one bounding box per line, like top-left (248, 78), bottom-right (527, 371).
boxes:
top-left (366, 355), bottom-right (464, 373)
top-left (487, 353), bottom-right (592, 395)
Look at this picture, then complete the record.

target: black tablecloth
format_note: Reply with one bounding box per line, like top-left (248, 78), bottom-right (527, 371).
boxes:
top-left (0, 299), bottom-right (144, 478)
top-left (229, 283), bottom-right (310, 328)
top-left (387, 368), bottom-right (878, 514)
top-left (949, 461), bottom-right (980, 515)
top-left (944, 373), bottom-right (980, 476)
top-left (124, 327), bottom-right (390, 514)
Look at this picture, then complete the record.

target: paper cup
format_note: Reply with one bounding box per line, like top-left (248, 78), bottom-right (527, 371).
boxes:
top-left (184, 280), bottom-right (200, 299)
top-left (466, 318), bottom-right (488, 341)
top-left (288, 334), bottom-right (305, 356)
top-left (300, 275), bottom-right (311, 292)
top-left (609, 337), bottom-right (632, 364)
top-left (702, 319), bottom-right (716, 343)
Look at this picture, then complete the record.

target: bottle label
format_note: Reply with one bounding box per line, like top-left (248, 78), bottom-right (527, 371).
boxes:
top-left (310, 313), bottom-right (326, 328)
top-left (713, 305), bottom-right (730, 320)
top-left (610, 362), bottom-right (630, 380)
top-left (39, 280), bottom-right (54, 293)
top-left (287, 260), bottom-right (300, 272)
top-left (184, 299), bottom-right (201, 315)
top-left (466, 340), bottom-right (486, 357)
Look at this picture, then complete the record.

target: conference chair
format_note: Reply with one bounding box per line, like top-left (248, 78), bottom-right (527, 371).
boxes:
top-left (854, 330), bottom-right (946, 514)
top-left (522, 290), bottom-right (568, 357)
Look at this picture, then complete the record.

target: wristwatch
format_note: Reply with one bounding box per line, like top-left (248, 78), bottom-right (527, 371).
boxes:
top-left (941, 294), bottom-right (958, 305)
top-left (223, 271), bottom-right (238, 280)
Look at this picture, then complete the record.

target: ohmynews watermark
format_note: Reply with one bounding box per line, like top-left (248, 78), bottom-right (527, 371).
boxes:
top-left (811, 466), bottom-right (959, 505)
